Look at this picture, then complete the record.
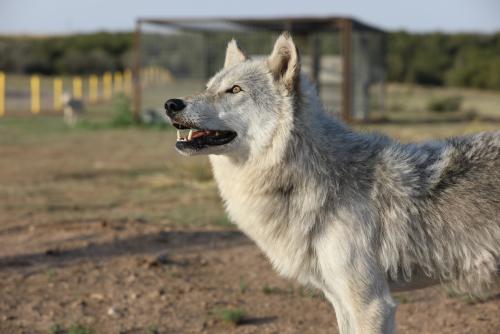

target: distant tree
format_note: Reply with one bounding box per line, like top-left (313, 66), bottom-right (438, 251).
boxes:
top-left (386, 31), bottom-right (417, 83)
top-left (0, 32), bottom-right (132, 75)
top-left (386, 31), bottom-right (500, 90)
top-left (0, 30), bottom-right (499, 90)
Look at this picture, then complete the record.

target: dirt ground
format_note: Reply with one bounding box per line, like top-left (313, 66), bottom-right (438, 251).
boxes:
top-left (2, 218), bottom-right (499, 334)
top-left (1, 89), bottom-right (500, 333)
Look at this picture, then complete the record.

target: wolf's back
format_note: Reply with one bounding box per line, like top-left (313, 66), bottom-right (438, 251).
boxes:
top-left (375, 131), bottom-right (500, 293)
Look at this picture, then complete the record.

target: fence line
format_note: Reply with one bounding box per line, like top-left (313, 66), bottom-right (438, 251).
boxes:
top-left (0, 67), bottom-right (173, 117)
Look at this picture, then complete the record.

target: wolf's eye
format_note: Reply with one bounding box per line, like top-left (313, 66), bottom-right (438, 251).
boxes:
top-left (226, 85), bottom-right (242, 94)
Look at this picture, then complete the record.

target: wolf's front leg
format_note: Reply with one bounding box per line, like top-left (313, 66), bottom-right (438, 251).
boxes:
top-left (315, 228), bottom-right (397, 333)
top-left (322, 282), bottom-right (396, 334)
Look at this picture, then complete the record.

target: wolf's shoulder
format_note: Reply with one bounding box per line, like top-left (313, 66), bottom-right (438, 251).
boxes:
top-left (426, 131), bottom-right (500, 183)
top-left (444, 130), bottom-right (500, 162)
top-left (381, 130), bottom-right (500, 168)
top-left (372, 130), bottom-right (500, 197)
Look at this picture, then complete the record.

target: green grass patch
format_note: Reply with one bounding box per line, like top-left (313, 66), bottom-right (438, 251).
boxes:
top-left (0, 116), bottom-right (71, 143)
top-left (77, 94), bottom-right (173, 130)
top-left (147, 324), bottom-right (159, 334)
top-left (67, 324), bottom-right (94, 334)
top-left (215, 307), bottom-right (246, 325)
top-left (262, 284), bottom-right (292, 295)
top-left (110, 95), bottom-right (136, 127)
top-left (212, 216), bottom-right (233, 227)
top-left (49, 324), bottom-right (64, 334)
top-left (428, 95), bottom-right (462, 112)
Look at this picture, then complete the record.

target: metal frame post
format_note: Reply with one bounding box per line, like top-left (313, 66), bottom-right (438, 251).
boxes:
top-left (133, 20), bottom-right (142, 121)
top-left (310, 34), bottom-right (321, 92)
top-left (340, 19), bottom-right (353, 122)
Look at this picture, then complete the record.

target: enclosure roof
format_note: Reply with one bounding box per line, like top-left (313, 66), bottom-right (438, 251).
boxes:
top-left (137, 16), bottom-right (384, 33)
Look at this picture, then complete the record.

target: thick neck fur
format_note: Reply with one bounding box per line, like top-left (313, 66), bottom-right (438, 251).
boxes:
top-left (208, 76), bottom-right (388, 280)
top-left (211, 75), bottom-right (386, 192)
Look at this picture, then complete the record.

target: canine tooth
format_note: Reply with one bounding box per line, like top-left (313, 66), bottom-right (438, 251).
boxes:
top-left (215, 131), bottom-right (219, 136)
top-left (177, 130), bottom-right (180, 140)
top-left (188, 129), bottom-right (193, 141)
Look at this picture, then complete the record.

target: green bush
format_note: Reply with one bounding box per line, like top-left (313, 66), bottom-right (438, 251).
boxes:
top-left (427, 95), bottom-right (462, 112)
top-left (110, 95), bottom-right (136, 126)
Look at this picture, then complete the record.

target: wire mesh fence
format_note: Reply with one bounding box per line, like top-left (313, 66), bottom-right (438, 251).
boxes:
top-left (135, 17), bottom-right (387, 122)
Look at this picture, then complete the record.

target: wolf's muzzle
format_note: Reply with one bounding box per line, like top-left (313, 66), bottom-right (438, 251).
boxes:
top-left (165, 98), bottom-right (186, 118)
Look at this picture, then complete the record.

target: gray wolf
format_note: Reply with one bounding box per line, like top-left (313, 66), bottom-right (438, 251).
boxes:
top-left (164, 33), bottom-right (500, 333)
top-left (62, 92), bottom-right (84, 126)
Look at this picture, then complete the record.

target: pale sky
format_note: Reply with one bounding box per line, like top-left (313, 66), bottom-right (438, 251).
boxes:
top-left (1, 0), bottom-right (500, 35)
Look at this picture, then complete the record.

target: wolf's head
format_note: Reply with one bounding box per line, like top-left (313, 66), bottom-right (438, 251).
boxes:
top-left (165, 33), bottom-right (303, 159)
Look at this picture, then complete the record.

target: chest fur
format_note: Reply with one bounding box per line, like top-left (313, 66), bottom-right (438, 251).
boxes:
top-left (210, 157), bottom-right (320, 280)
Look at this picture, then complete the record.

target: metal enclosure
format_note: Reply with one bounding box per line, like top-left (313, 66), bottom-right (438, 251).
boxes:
top-left (133, 17), bottom-right (386, 122)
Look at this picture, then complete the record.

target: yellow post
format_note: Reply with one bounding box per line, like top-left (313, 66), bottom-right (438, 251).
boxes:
top-left (89, 75), bottom-right (99, 103)
top-left (114, 72), bottom-right (123, 93)
top-left (53, 77), bottom-right (63, 111)
top-left (103, 72), bottom-right (112, 100)
top-left (0, 72), bottom-right (5, 117)
top-left (30, 75), bottom-right (41, 114)
top-left (73, 76), bottom-right (83, 99)
top-left (124, 69), bottom-right (132, 95)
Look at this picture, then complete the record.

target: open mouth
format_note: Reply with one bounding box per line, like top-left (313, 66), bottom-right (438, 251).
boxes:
top-left (172, 122), bottom-right (237, 150)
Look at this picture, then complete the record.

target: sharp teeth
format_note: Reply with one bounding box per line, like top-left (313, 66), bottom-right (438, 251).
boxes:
top-left (215, 131), bottom-right (219, 136)
top-left (188, 129), bottom-right (193, 141)
top-left (177, 130), bottom-right (180, 141)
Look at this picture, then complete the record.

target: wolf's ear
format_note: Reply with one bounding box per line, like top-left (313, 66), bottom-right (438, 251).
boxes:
top-left (268, 32), bottom-right (300, 92)
top-left (224, 39), bottom-right (246, 68)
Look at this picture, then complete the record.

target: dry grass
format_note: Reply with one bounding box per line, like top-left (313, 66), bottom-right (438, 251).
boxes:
top-left (1, 83), bottom-right (499, 232)
top-left (384, 83), bottom-right (500, 119)
top-left (0, 84), bottom-right (499, 333)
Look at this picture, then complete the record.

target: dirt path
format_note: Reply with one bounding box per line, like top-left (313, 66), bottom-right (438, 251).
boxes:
top-left (1, 218), bottom-right (498, 334)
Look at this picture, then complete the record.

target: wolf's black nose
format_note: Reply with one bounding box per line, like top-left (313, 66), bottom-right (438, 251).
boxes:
top-left (165, 98), bottom-right (186, 116)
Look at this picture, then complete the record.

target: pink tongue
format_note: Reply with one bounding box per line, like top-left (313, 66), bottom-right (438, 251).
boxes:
top-left (192, 130), bottom-right (212, 139)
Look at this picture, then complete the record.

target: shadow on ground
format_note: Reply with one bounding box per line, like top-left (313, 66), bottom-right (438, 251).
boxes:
top-left (366, 115), bottom-right (500, 125)
top-left (0, 229), bottom-right (250, 271)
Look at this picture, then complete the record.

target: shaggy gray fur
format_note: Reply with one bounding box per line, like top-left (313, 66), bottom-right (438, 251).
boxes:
top-left (166, 33), bottom-right (500, 333)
